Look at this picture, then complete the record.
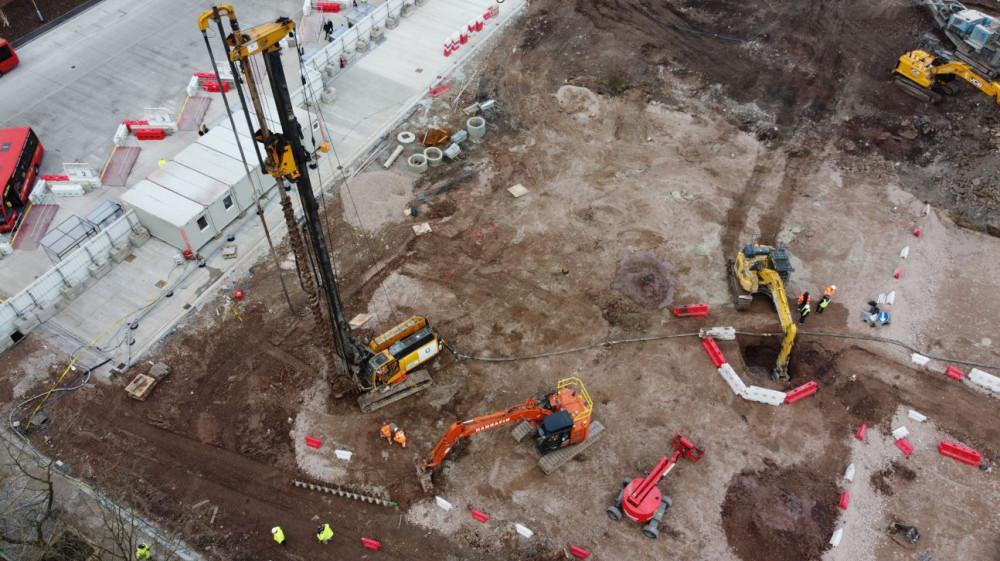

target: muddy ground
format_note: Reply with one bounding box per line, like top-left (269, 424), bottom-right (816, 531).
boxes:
top-left (5, 0), bottom-right (1000, 560)
top-left (0, 0), bottom-right (93, 45)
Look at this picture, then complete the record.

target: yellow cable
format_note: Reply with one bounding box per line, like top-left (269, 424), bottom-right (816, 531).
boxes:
top-left (25, 281), bottom-right (170, 426)
top-left (9, 203), bottom-right (33, 246)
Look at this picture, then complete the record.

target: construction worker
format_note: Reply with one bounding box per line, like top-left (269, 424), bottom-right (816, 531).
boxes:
top-left (271, 526), bottom-right (285, 546)
top-left (316, 523), bottom-right (334, 544)
top-left (817, 285), bottom-right (836, 314)
top-left (380, 423), bottom-right (398, 444)
top-left (393, 428), bottom-right (407, 448)
top-left (796, 291), bottom-right (811, 311)
top-left (157, 158), bottom-right (166, 168)
top-left (798, 302), bottom-right (811, 324)
top-left (135, 543), bottom-right (151, 560)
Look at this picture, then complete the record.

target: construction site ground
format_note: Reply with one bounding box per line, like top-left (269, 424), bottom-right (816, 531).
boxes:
top-left (4, 0), bottom-right (1000, 559)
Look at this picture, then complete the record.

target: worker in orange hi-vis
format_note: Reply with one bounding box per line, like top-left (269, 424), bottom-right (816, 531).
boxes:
top-left (796, 291), bottom-right (810, 311)
top-left (818, 285), bottom-right (837, 314)
top-left (393, 428), bottom-right (407, 448)
top-left (381, 423), bottom-right (400, 444)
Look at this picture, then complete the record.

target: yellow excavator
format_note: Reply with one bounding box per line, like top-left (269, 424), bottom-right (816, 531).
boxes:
top-left (893, 49), bottom-right (1000, 104)
top-left (728, 244), bottom-right (796, 381)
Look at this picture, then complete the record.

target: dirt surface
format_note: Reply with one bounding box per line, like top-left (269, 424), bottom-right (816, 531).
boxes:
top-left (0, 0), bottom-right (93, 44)
top-left (5, 0), bottom-right (1000, 560)
top-left (722, 464), bottom-right (840, 561)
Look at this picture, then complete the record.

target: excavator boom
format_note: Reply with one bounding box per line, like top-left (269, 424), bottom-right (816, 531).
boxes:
top-left (422, 398), bottom-right (552, 470)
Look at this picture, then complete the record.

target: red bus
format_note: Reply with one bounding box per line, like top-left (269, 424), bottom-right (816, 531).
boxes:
top-left (0, 39), bottom-right (18, 76)
top-left (0, 128), bottom-right (44, 233)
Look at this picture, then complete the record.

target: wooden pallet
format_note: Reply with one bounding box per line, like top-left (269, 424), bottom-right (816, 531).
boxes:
top-left (125, 362), bottom-right (171, 401)
top-left (125, 374), bottom-right (158, 401)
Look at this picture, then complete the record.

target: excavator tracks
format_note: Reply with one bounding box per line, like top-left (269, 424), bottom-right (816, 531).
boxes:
top-left (358, 369), bottom-right (433, 413)
top-left (511, 420), bottom-right (536, 442)
top-left (893, 76), bottom-right (943, 103)
top-left (538, 421), bottom-right (606, 474)
top-left (727, 259), bottom-right (752, 311)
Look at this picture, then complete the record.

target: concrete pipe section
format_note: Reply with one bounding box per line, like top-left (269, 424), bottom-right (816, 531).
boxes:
top-left (408, 154), bottom-right (428, 173)
top-left (424, 147), bottom-right (444, 167)
top-left (397, 131), bottom-right (416, 144)
top-left (467, 117), bottom-right (486, 139)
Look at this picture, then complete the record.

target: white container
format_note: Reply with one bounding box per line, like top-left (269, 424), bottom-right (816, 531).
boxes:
top-left (467, 116), bottom-right (486, 139)
top-left (424, 147), bottom-right (443, 167)
top-left (515, 523), bottom-right (533, 538)
top-left (435, 496), bottom-right (453, 511)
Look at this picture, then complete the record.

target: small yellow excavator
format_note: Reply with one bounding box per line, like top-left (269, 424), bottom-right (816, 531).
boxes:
top-left (728, 244), bottom-right (796, 381)
top-left (893, 49), bottom-right (1000, 104)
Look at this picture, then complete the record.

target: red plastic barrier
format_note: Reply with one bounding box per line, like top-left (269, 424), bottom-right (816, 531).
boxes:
top-left (893, 265), bottom-right (903, 279)
top-left (305, 436), bottom-right (322, 449)
top-left (945, 366), bottom-right (965, 380)
top-left (838, 491), bottom-right (850, 510)
top-left (471, 509), bottom-right (490, 523)
top-left (429, 84), bottom-right (450, 97)
top-left (316, 2), bottom-right (341, 13)
top-left (202, 81), bottom-right (231, 93)
top-left (895, 438), bottom-right (914, 456)
top-left (192, 72), bottom-right (217, 79)
top-left (40, 175), bottom-right (70, 182)
top-left (938, 441), bottom-right (982, 466)
top-left (913, 226), bottom-right (922, 237)
top-left (122, 120), bottom-right (149, 132)
top-left (569, 546), bottom-right (590, 559)
top-left (361, 538), bottom-right (381, 551)
top-left (701, 337), bottom-right (726, 368)
top-left (134, 128), bottom-right (166, 141)
top-left (855, 424), bottom-right (867, 441)
top-left (673, 303), bottom-right (709, 318)
top-left (784, 381), bottom-right (818, 404)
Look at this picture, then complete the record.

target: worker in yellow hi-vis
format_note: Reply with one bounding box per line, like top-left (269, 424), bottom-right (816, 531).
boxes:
top-left (271, 526), bottom-right (285, 546)
top-left (135, 543), bottom-right (151, 560)
top-left (158, 158), bottom-right (166, 167)
top-left (316, 523), bottom-right (334, 544)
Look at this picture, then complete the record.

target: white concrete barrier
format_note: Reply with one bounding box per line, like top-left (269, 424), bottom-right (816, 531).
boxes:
top-left (700, 326), bottom-right (736, 340)
top-left (435, 496), bottom-right (453, 511)
top-left (717, 363), bottom-right (747, 396)
top-left (907, 410), bottom-right (927, 423)
top-left (514, 523), bottom-right (533, 538)
top-left (742, 386), bottom-right (786, 406)
top-left (843, 464), bottom-right (855, 482)
top-left (911, 353), bottom-right (930, 367)
top-left (969, 368), bottom-right (1000, 393)
top-left (830, 528), bottom-right (844, 547)
top-left (892, 426), bottom-right (909, 440)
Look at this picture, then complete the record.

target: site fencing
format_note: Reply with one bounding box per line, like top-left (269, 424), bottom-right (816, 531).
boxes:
top-left (0, 211), bottom-right (144, 355)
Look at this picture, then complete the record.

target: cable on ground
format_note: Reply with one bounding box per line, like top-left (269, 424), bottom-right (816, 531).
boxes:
top-left (450, 328), bottom-right (1000, 372)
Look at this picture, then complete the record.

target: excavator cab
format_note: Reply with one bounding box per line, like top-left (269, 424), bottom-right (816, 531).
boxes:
top-left (533, 411), bottom-right (574, 453)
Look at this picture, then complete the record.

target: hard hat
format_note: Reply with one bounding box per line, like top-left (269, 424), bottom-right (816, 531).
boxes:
top-left (831, 285), bottom-right (837, 291)
top-left (272, 527), bottom-right (280, 534)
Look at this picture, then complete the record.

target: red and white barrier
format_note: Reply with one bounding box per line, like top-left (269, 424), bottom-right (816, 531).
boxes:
top-left (442, 6), bottom-right (499, 58)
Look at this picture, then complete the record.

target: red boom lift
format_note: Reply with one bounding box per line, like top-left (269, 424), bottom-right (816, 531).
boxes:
top-left (607, 433), bottom-right (704, 538)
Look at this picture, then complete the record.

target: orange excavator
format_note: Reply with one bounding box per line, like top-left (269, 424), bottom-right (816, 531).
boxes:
top-left (418, 378), bottom-right (605, 491)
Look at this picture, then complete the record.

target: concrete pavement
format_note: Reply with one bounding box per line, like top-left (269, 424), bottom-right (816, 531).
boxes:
top-left (0, 0), bottom-right (525, 373)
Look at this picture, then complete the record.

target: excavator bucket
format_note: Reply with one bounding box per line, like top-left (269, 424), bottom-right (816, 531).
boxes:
top-left (671, 434), bottom-right (705, 463)
top-left (416, 459), bottom-right (435, 493)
